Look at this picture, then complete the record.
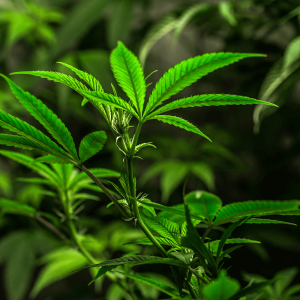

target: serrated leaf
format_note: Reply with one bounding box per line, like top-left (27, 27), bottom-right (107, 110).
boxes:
top-left (206, 238), bottom-right (261, 253)
top-left (89, 266), bottom-right (114, 285)
top-left (0, 108), bottom-right (73, 160)
top-left (137, 199), bottom-right (207, 223)
top-left (142, 213), bottom-right (180, 244)
top-left (80, 255), bottom-right (186, 270)
top-left (124, 237), bottom-right (178, 247)
top-left (2, 75), bottom-right (79, 160)
top-left (0, 199), bottom-right (37, 217)
top-left (147, 94), bottom-right (277, 118)
top-left (244, 218), bottom-right (296, 225)
top-left (203, 270), bottom-right (240, 300)
top-left (31, 248), bottom-right (88, 298)
top-left (139, 15), bottom-right (178, 67)
top-left (185, 191), bottom-right (222, 225)
top-left (114, 271), bottom-right (180, 297)
top-left (144, 52), bottom-right (265, 115)
top-left (150, 115), bottom-right (211, 141)
top-left (34, 155), bottom-right (71, 164)
top-left (0, 150), bottom-right (59, 185)
top-left (79, 131), bottom-right (107, 163)
top-left (78, 90), bottom-right (139, 119)
top-left (110, 42), bottom-right (146, 115)
top-left (213, 200), bottom-right (299, 226)
top-left (0, 134), bottom-right (72, 162)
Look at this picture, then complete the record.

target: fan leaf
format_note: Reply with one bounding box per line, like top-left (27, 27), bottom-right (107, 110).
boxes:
top-left (78, 90), bottom-right (139, 119)
top-left (79, 131), bottom-right (107, 163)
top-left (148, 94), bottom-right (278, 118)
top-left (1, 75), bottom-right (79, 160)
top-left (144, 52), bottom-right (266, 116)
top-left (110, 41), bottom-right (146, 115)
top-left (213, 200), bottom-right (299, 226)
top-left (150, 115), bottom-right (211, 141)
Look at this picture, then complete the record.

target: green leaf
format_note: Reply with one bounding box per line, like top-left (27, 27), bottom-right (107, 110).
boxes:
top-left (283, 36), bottom-right (300, 70)
top-left (110, 42), bottom-right (146, 115)
top-left (137, 199), bottom-right (207, 223)
top-left (89, 266), bottom-right (114, 285)
top-left (0, 134), bottom-right (72, 162)
top-left (203, 270), bottom-right (240, 300)
top-left (181, 193), bottom-right (218, 276)
top-left (139, 15), bottom-right (178, 67)
top-left (57, 62), bottom-right (103, 92)
top-left (0, 108), bottom-right (73, 160)
top-left (144, 52), bottom-right (266, 115)
top-left (191, 162), bottom-right (215, 191)
top-left (1, 75), bottom-right (79, 160)
top-left (216, 218), bottom-right (248, 265)
top-left (142, 213), bottom-right (180, 244)
top-left (0, 199), bottom-right (37, 217)
top-left (175, 4), bottom-right (212, 40)
top-left (150, 115), bottom-right (211, 141)
top-left (227, 279), bottom-right (277, 300)
top-left (0, 150), bottom-right (59, 184)
top-left (82, 255), bottom-right (186, 269)
top-left (135, 142), bottom-right (156, 154)
top-left (34, 155), bottom-right (71, 164)
top-left (213, 200), bottom-right (299, 226)
top-left (274, 267), bottom-right (298, 296)
top-left (185, 191), bottom-right (222, 225)
top-left (206, 238), bottom-right (261, 253)
top-left (78, 90), bottom-right (139, 119)
top-left (79, 131), bottom-right (107, 163)
top-left (218, 1), bottom-right (237, 26)
top-left (31, 248), bottom-right (88, 298)
top-left (114, 271), bottom-right (180, 298)
top-left (244, 218), bottom-right (296, 225)
top-left (124, 237), bottom-right (178, 248)
top-left (147, 94), bottom-right (278, 118)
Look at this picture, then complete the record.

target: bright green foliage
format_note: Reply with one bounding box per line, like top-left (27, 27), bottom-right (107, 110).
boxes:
top-left (185, 191), bottom-right (222, 225)
top-left (79, 131), bottom-right (107, 162)
top-left (2, 75), bottom-right (79, 160)
top-left (79, 90), bottom-right (139, 118)
top-left (244, 218), bottom-right (297, 225)
top-left (150, 115), bottom-right (211, 141)
top-left (214, 200), bottom-right (299, 225)
top-left (34, 155), bottom-right (71, 164)
top-left (147, 94), bottom-right (278, 118)
top-left (0, 199), bottom-right (37, 217)
top-left (89, 266), bottom-right (114, 285)
top-left (58, 62), bottom-right (104, 92)
top-left (110, 41), bottom-right (146, 115)
top-left (206, 238), bottom-right (261, 253)
top-left (203, 270), bottom-right (240, 300)
top-left (114, 271), bottom-right (180, 297)
top-left (144, 52), bottom-right (266, 116)
top-left (125, 237), bottom-right (178, 247)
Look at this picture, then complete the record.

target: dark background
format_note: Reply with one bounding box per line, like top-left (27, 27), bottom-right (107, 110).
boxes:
top-left (0, 0), bottom-right (300, 299)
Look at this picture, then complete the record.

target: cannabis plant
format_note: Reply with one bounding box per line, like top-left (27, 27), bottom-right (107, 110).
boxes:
top-left (1, 42), bottom-right (300, 299)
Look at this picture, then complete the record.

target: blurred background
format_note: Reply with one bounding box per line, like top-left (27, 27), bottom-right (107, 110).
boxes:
top-left (0, 0), bottom-right (300, 299)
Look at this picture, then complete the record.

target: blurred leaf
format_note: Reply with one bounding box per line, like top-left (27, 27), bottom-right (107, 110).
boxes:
top-left (275, 267), bottom-right (298, 296)
top-left (107, 283), bottom-right (123, 300)
top-left (31, 248), bottom-right (88, 298)
top-left (139, 15), bottom-right (178, 67)
top-left (218, 1), bottom-right (237, 26)
top-left (203, 270), bottom-right (240, 300)
top-left (283, 36), bottom-right (300, 70)
top-left (107, 0), bottom-right (133, 48)
top-left (191, 163), bottom-right (215, 191)
top-left (0, 172), bottom-right (12, 197)
top-left (0, 198), bottom-right (37, 217)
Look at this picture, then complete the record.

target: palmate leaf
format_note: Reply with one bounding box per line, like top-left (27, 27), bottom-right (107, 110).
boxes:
top-left (2, 75), bottom-right (79, 160)
top-left (185, 191), bottom-right (222, 225)
top-left (124, 237), bottom-right (178, 248)
top-left (79, 131), bottom-right (107, 163)
top-left (57, 62), bottom-right (103, 92)
top-left (114, 271), bottom-right (180, 298)
top-left (150, 115), bottom-right (211, 141)
top-left (142, 213), bottom-right (180, 244)
top-left (110, 42), bottom-right (146, 115)
top-left (0, 108), bottom-right (73, 160)
top-left (0, 134), bottom-right (73, 163)
top-left (0, 150), bottom-right (59, 184)
top-left (147, 94), bottom-right (278, 118)
top-left (78, 90), bottom-right (139, 119)
top-left (79, 255), bottom-right (186, 270)
top-left (144, 52), bottom-right (266, 116)
top-left (213, 200), bottom-right (299, 226)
